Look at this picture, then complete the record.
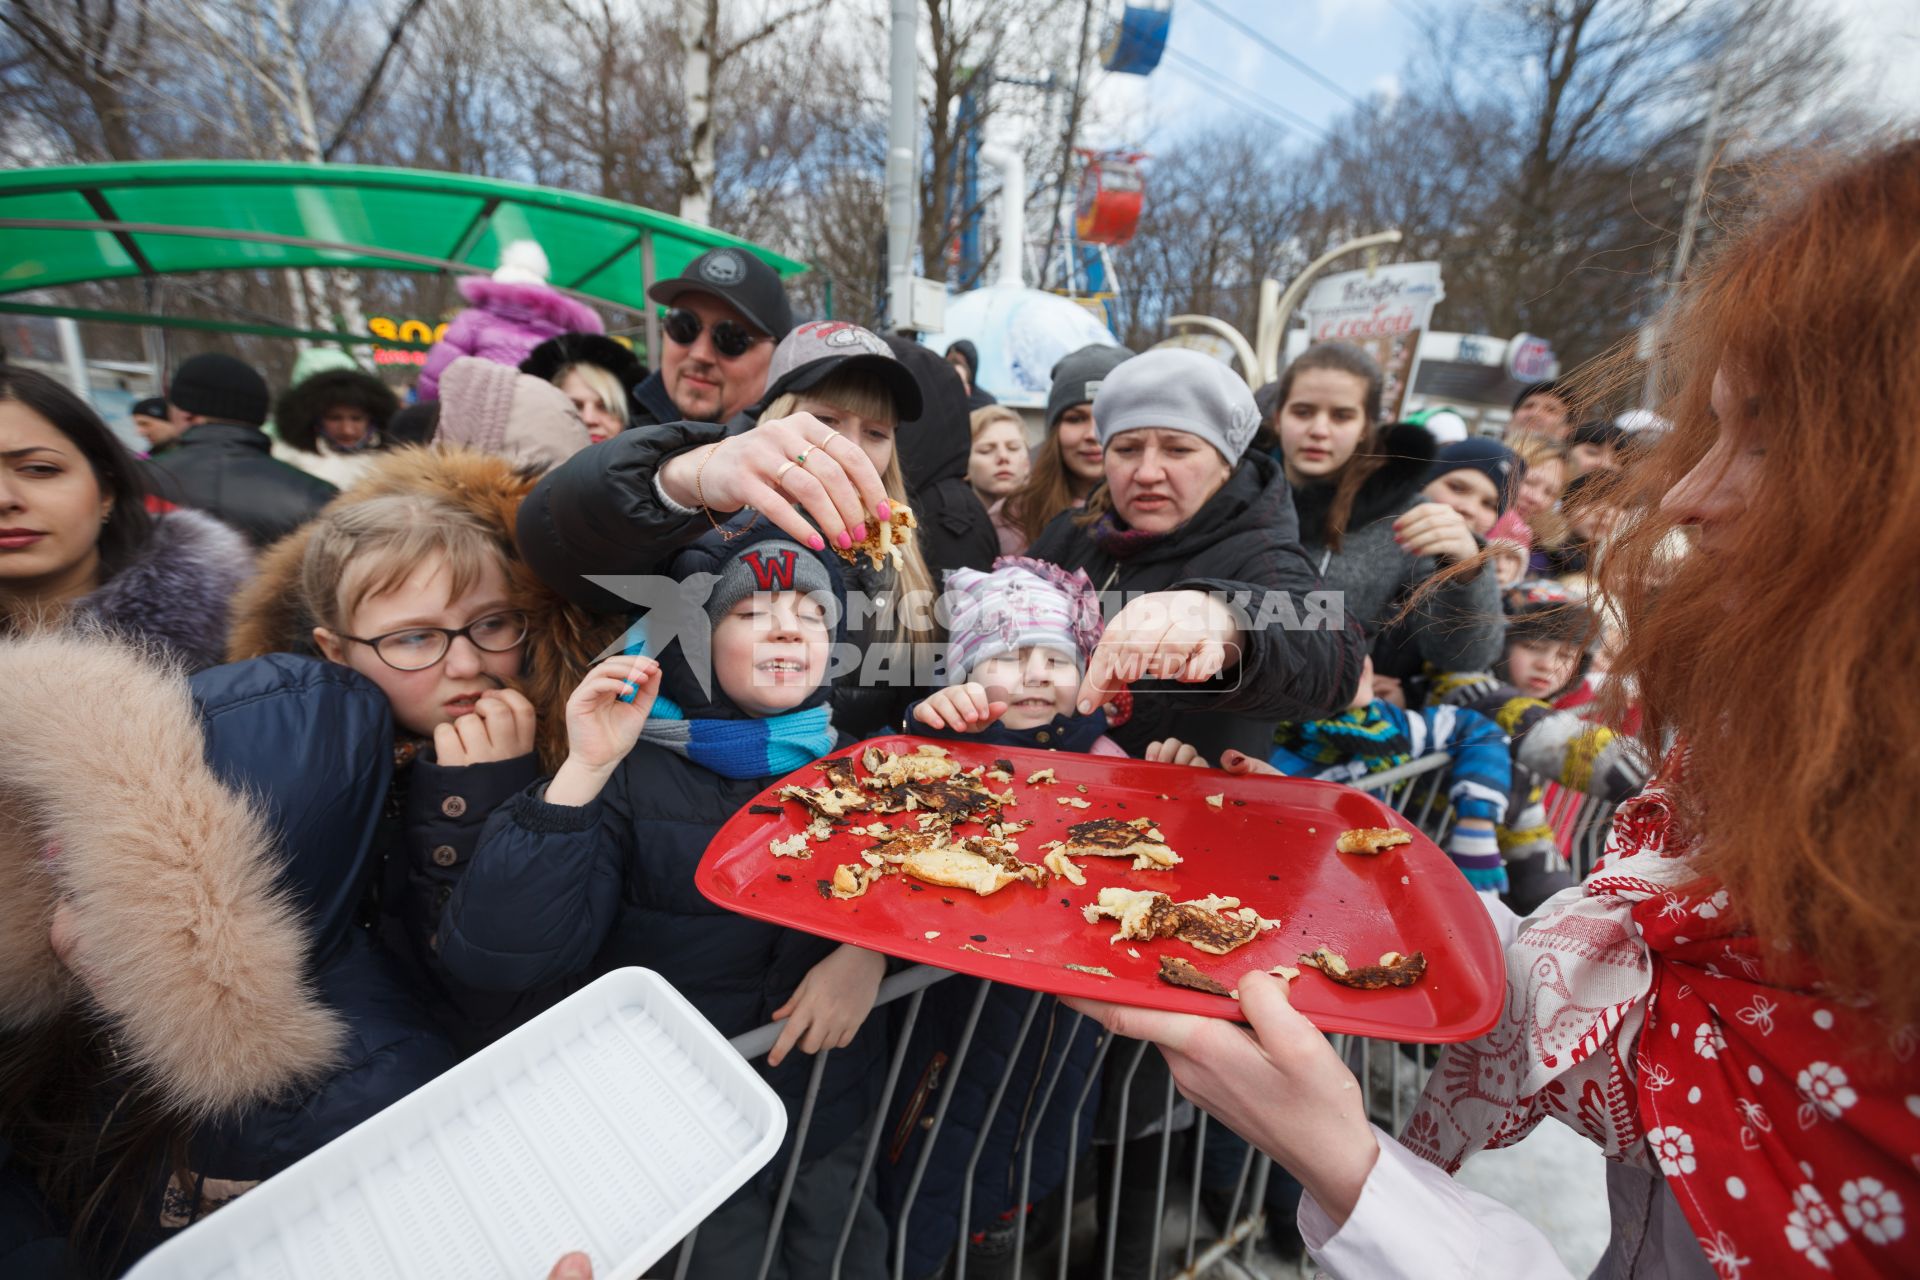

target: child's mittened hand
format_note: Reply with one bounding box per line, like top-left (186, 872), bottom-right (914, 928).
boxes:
top-left (766, 943), bottom-right (887, 1068)
top-left (913, 682), bottom-right (1008, 731)
top-left (435, 688), bottom-right (537, 766)
top-left (564, 656), bottom-right (661, 771)
top-left (1145, 738), bottom-right (1210, 768)
top-left (1218, 748), bottom-right (1282, 777)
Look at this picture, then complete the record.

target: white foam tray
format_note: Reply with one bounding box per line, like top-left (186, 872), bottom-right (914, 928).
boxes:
top-left (127, 967), bottom-right (786, 1280)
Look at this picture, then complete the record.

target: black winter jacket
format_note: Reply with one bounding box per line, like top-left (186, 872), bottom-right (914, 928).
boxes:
top-left (1027, 451), bottom-right (1364, 762)
top-left (886, 335), bottom-right (1000, 581)
top-left (438, 743), bottom-right (885, 1164)
top-left (145, 422), bottom-right (337, 548)
top-left (516, 420), bottom-right (924, 735)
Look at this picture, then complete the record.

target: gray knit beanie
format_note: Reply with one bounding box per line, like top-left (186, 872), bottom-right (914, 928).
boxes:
top-left (1045, 343), bottom-right (1134, 430)
top-left (1091, 348), bottom-right (1260, 465)
top-left (704, 536), bottom-right (837, 627)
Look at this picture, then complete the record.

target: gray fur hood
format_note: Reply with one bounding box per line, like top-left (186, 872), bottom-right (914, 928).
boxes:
top-left (74, 508), bottom-right (253, 671)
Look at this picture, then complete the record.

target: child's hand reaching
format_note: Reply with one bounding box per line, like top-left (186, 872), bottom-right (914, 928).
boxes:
top-left (436, 688), bottom-right (537, 765)
top-left (1217, 748), bottom-right (1282, 777)
top-left (546, 656), bottom-right (660, 806)
top-left (913, 681), bottom-right (1009, 732)
top-left (1145, 738), bottom-right (1211, 768)
top-left (766, 943), bottom-right (887, 1068)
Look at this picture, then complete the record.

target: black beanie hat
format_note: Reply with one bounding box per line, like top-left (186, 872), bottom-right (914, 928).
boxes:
top-left (1045, 343), bottom-right (1134, 430)
top-left (1422, 438), bottom-right (1524, 515)
top-left (168, 353), bottom-right (270, 427)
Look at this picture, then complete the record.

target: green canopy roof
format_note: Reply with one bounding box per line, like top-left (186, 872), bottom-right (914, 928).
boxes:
top-left (0, 160), bottom-right (807, 345)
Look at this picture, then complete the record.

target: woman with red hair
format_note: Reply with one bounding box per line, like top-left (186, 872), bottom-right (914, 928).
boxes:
top-left (1072, 139), bottom-right (1920, 1276)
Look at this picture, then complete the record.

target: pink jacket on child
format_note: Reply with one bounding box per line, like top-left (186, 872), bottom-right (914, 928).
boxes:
top-left (416, 279), bottom-right (603, 401)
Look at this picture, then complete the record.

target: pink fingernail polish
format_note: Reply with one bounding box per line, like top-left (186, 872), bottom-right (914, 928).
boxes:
top-left (809, 533), bottom-right (826, 551)
top-left (852, 523), bottom-right (867, 541)
top-left (835, 529), bottom-right (852, 549)
top-left (877, 501), bottom-right (892, 521)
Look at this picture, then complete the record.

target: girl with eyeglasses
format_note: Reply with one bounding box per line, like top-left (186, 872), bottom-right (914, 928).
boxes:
top-left (226, 447), bottom-right (619, 1052)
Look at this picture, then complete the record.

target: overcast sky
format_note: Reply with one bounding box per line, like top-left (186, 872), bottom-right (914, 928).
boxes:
top-left (1078, 0), bottom-right (1920, 149)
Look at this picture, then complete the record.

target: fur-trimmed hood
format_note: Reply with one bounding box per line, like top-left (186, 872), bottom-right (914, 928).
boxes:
top-left (0, 632), bottom-right (348, 1119)
top-left (274, 367), bottom-right (400, 454)
top-left (225, 446), bottom-right (620, 770)
top-left (455, 277), bottom-right (604, 337)
top-left (71, 508), bottom-right (253, 672)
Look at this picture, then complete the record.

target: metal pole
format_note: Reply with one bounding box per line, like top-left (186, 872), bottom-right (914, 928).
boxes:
top-left (641, 232), bottom-right (662, 370)
top-left (883, 0), bottom-right (919, 332)
top-left (1039, 0), bottom-right (1099, 288)
top-left (1258, 229), bottom-right (1403, 383)
top-left (1642, 60), bottom-right (1727, 408)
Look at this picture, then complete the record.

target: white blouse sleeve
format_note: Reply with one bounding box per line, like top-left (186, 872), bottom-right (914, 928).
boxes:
top-left (1297, 1128), bottom-right (1574, 1280)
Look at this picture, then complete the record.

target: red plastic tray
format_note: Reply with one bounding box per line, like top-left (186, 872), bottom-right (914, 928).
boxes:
top-left (697, 736), bottom-right (1504, 1043)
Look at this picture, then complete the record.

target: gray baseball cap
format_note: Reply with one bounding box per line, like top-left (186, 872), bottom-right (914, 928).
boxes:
top-left (760, 321), bottom-right (924, 421)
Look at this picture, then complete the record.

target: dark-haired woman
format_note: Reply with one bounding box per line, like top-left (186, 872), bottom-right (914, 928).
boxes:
top-left (1272, 343), bottom-right (1503, 679)
top-left (0, 367), bottom-right (251, 670)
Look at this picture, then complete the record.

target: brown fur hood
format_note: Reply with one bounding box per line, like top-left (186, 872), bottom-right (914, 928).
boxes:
top-left (226, 446), bottom-right (620, 770)
top-left (0, 630), bottom-right (345, 1119)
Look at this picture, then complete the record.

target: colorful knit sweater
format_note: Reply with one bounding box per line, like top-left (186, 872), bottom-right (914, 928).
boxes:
top-left (1270, 701), bottom-right (1512, 891)
top-left (1426, 670), bottom-right (1650, 864)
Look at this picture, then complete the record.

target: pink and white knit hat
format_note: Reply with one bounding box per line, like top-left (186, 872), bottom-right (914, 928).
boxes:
top-left (943, 556), bottom-right (1104, 679)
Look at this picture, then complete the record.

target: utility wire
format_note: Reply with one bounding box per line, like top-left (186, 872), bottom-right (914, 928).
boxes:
top-left (1189, 0), bottom-right (1365, 108)
top-left (1161, 49), bottom-right (1331, 141)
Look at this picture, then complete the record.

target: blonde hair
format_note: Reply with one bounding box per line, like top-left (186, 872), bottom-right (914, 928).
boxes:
top-left (300, 493), bottom-right (510, 633)
top-left (764, 368), bottom-right (936, 647)
top-left (1508, 433), bottom-right (1571, 548)
top-left (969, 404), bottom-right (1023, 441)
top-left (554, 362), bottom-right (629, 429)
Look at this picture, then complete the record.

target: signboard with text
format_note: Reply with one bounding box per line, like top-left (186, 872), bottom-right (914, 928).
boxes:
top-left (1302, 262), bottom-right (1446, 422)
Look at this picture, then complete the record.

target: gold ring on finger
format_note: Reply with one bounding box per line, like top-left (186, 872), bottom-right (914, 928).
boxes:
top-left (793, 447), bottom-right (814, 466)
top-left (774, 460), bottom-right (798, 487)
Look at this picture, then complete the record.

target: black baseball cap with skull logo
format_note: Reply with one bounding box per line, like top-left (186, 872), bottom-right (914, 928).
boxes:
top-left (646, 246), bottom-right (795, 340)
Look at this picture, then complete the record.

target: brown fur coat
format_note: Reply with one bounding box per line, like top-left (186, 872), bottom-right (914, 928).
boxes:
top-left (225, 446), bottom-right (620, 771)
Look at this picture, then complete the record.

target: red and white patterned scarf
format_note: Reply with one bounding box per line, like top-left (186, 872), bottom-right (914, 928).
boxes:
top-left (1403, 770), bottom-right (1920, 1276)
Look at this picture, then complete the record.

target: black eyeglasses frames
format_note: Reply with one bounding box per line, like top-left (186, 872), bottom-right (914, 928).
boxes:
top-left (335, 610), bottom-right (530, 672)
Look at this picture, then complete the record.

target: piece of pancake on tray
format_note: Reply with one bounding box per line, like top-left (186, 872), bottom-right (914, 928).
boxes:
top-left (1053, 816), bottom-right (1181, 870)
top-left (1082, 887), bottom-right (1276, 955)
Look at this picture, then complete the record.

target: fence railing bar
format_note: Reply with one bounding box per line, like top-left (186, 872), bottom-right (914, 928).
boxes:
top-left (1349, 753), bottom-right (1453, 791)
top-left (894, 977), bottom-right (994, 1280)
top-left (1237, 1159), bottom-right (1272, 1268)
top-left (1183, 1112), bottom-right (1206, 1269)
top-left (1055, 1030), bottom-right (1115, 1280)
top-left (1146, 1070), bottom-right (1177, 1280)
top-left (754, 1046), bottom-right (833, 1280)
top-left (830, 986), bottom-right (929, 1280)
top-left (1010, 1009), bottom-right (1093, 1279)
top-left (1101, 1039), bottom-right (1152, 1280)
top-left (953, 989), bottom-right (1047, 1280)
top-left (730, 964), bottom-right (956, 1060)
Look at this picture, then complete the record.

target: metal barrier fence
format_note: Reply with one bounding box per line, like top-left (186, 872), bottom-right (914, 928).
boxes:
top-left (671, 757), bottom-right (1609, 1280)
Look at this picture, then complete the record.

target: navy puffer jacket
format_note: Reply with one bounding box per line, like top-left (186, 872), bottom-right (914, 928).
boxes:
top-left (176, 657), bottom-right (457, 1210)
